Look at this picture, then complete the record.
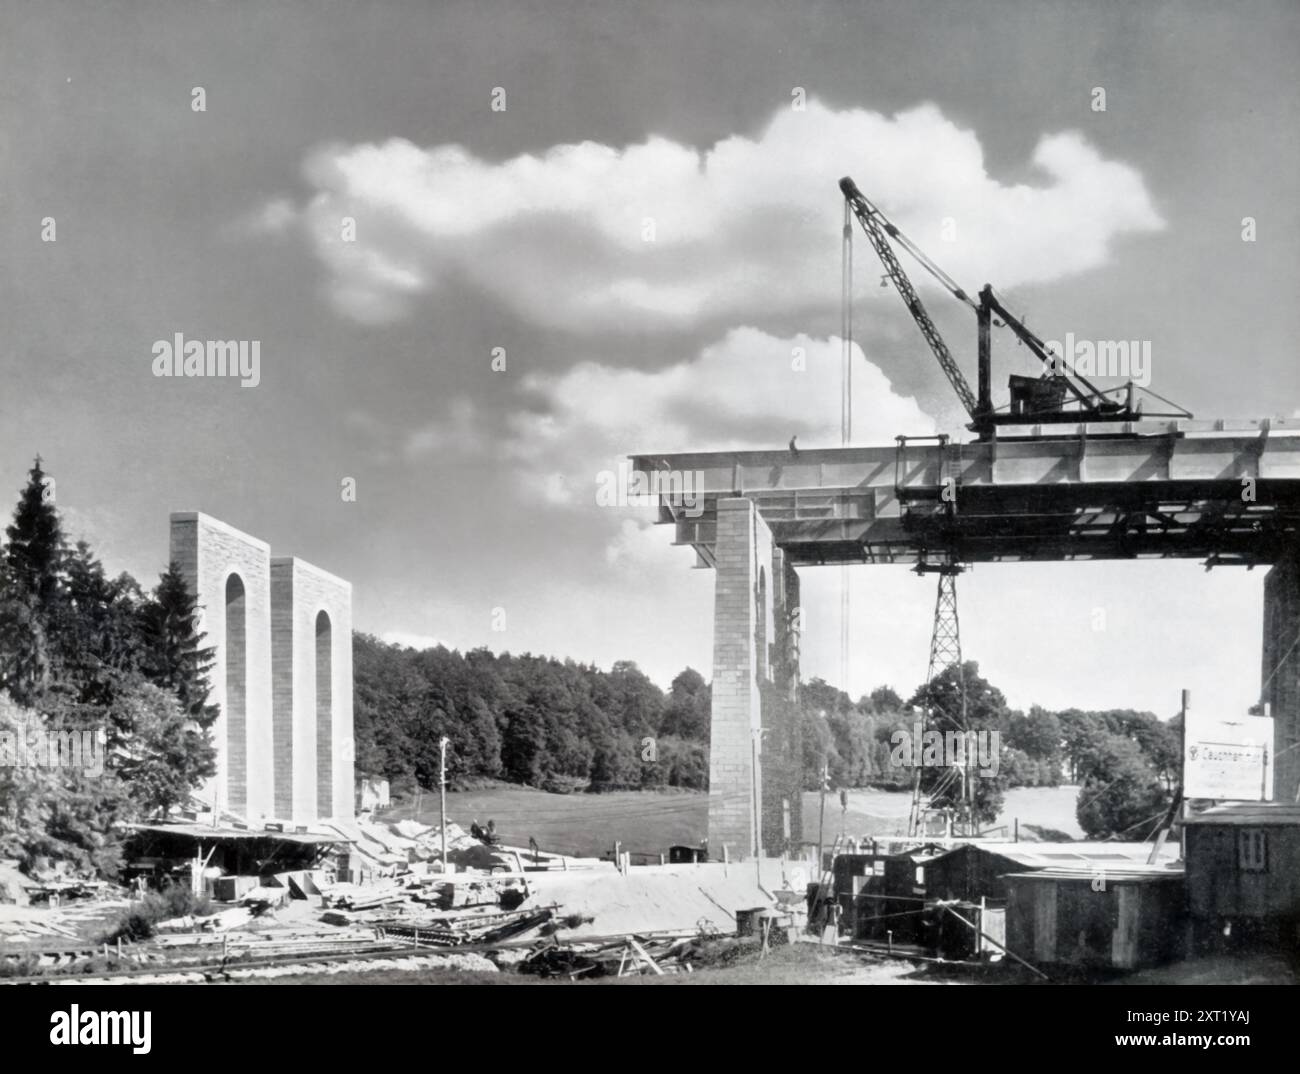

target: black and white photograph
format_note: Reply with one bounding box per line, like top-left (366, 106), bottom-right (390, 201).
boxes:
top-left (0, 0), bottom-right (1296, 1044)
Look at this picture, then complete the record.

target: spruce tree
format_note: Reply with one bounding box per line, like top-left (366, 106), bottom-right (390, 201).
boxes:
top-left (4, 457), bottom-right (64, 608)
top-left (0, 458), bottom-right (65, 704)
top-left (138, 562), bottom-right (219, 729)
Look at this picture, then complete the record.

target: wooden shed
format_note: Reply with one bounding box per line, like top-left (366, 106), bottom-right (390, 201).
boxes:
top-left (1182, 801), bottom-right (1300, 935)
top-left (920, 841), bottom-right (1182, 903)
top-left (1005, 865), bottom-right (1187, 971)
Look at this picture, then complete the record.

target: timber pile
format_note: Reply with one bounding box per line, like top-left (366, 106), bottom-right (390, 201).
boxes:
top-left (25, 878), bottom-right (111, 904)
top-left (519, 933), bottom-right (695, 979)
top-left (375, 906), bottom-right (553, 947)
top-left (0, 914), bottom-right (82, 941)
top-left (323, 883), bottom-right (406, 911)
top-left (411, 875), bottom-right (529, 911)
top-left (132, 926), bottom-right (394, 969)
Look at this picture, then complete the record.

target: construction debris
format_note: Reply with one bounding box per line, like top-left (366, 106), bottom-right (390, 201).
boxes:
top-left (0, 809), bottom-right (803, 983)
top-left (519, 933), bottom-right (696, 979)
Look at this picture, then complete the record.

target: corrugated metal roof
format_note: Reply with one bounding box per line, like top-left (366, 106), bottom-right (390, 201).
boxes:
top-left (927, 841), bottom-right (1180, 868)
top-left (1004, 865), bottom-right (1184, 883)
top-left (125, 822), bottom-right (350, 845)
top-left (1182, 801), bottom-right (1300, 826)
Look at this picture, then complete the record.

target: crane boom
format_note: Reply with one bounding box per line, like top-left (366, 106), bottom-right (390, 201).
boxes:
top-left (840, 175), bottom-right (1190, 437)
top-left (840, 176), bottom-right (979, 420)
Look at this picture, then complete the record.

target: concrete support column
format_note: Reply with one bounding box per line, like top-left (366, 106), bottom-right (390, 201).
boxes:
top-left (271, 557), bottom-right (354, 824)
top-left (710, 498), bottom-right (774, 858)
top-left (1263, 550), bottom-right (1300, 801)
top-left (169, 514), bottom-right (274, 822)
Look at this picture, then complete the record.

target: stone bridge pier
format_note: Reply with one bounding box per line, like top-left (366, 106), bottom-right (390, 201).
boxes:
top-left (709, 498), bottom-right (803, 859)
top-left (170, 512), bottom-right (354, 824)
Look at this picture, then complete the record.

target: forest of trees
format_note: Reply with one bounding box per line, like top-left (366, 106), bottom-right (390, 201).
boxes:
top-left (354, 634), bottom-right (1180, 839)
top-left (0, 455), bottom-right (1183, 876)
top-left (352, 636), bottom-right (712, 795)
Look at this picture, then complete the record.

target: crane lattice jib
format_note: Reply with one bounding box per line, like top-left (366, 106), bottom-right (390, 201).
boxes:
top-left (842, 185), bottom-right (979, 419)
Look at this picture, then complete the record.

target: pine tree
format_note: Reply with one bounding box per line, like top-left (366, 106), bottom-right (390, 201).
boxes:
top-left (58, 541), bottom-right (145, 706)
top-left (4, 457), bottom-right (64, 607)
top-left (0, 458), bottom-right (65, 704)
top-left (137, 563), bottom-right (218, 729)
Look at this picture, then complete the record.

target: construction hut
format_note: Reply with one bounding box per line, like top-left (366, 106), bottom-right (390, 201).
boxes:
top-left (883, 842), bottom-right (1182, 960)
top-left (922, 841), bottom-right (1182, 902)
top-left (1005, 864), bottom-right (1187, 972)
top-left (122, 822), bottom-right (351, 899)
top-left (1182, 801), bottom-right (1300, 948)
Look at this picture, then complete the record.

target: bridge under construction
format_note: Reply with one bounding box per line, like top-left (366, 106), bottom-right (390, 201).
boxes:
top-left (632, 172), bottom-right (1300, 857)
top-left (632, 421), bottom-right (1300, 857)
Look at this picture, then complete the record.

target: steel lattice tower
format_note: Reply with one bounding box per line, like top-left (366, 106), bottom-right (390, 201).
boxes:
top-left (909, 564), bottom-right (970, 836)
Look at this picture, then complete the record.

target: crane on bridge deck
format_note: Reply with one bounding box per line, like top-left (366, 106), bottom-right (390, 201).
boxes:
top-left (838, 175), bottom-right (1192, 441)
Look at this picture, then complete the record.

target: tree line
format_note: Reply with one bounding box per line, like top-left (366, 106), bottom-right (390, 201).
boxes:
top-left (355, 634), bottom-right (1180, 839)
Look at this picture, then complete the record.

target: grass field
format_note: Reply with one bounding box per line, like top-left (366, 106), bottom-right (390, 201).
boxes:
top-left (386, 782), bottom-right (1086, 859)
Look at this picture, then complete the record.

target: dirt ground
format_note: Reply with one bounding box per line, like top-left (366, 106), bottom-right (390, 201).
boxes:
top-left (244, 942), bottom-right (940, 986)
top-left (246, 941), bottom-right (1298, 986)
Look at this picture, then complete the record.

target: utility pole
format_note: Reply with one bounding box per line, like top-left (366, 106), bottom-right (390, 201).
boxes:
top-left (439, 736), bottom-right (450, 871)
top-left (1148, 689), bottom-right (1188, 865)
top-left (751, 727), bottom-right (763, 879)
top-left (1179, 690), bottom-right (1189, 859)
top-left (818, 758), bottom-right (829, 869)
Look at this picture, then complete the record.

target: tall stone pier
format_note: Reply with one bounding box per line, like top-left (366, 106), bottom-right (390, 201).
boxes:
top-left (709, 498), bottom-right (802, 858)
top-left (170, 512), bottom-right (354, 823)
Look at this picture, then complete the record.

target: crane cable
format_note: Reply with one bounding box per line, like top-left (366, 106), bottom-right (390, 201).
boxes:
top-left (842, 197), bottom-right (853, 444)
top-left (853, 188), bottom-right (1063, 369)
top-left (840, 198), bottom-right (853, 694)
top-left (850, 189), bottom-right (1094, 399)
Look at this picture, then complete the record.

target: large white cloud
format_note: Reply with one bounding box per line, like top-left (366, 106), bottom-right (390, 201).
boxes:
top-left (503, 326), bottom-right (936, 508)
top-left (269, 100), bottom-right (1164, 328)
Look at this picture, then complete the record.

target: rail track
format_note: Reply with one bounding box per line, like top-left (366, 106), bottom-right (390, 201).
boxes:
top-left (0, 926), bottom-right (702, 985)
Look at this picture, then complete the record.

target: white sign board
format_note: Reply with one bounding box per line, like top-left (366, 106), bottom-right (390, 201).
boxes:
top-left (1184, 714), bottom-right (1274, 801)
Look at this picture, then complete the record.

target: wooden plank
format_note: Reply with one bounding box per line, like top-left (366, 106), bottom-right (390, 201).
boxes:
top-left (627, 938), bottom-right (664, 976)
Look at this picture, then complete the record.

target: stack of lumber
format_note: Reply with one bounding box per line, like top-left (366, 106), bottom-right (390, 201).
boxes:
top-left (323, 882), bottom-right (406, 911)
top-left (0, 909), bottom-right (82, 941)
top-left (519, 933), bottom-right (695, 979)
top-left (375, 906), bottom-right (553, 947)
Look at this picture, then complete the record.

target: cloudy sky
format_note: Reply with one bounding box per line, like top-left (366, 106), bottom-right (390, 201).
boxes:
top-left (2, 0), bottom-right (1297, 720)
